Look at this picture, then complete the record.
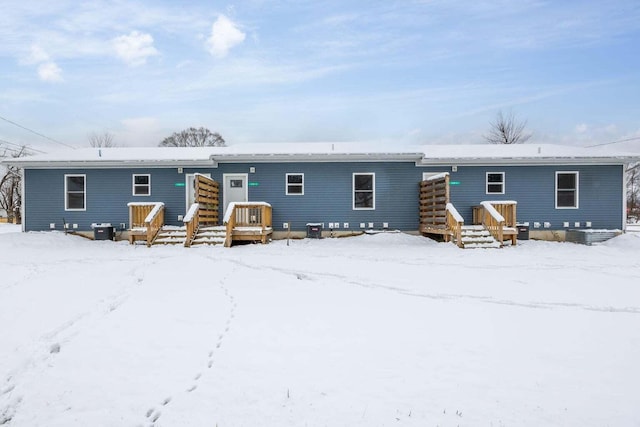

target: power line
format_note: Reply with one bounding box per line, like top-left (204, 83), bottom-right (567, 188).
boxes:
top-left (0, 138), bottom-right (47, 155)
top-left (0, 114), bottom-right (76, 149)
top-left (0, 145), bottom-right (28, 158)
top-left (585, 136), bottom-right (640, 148)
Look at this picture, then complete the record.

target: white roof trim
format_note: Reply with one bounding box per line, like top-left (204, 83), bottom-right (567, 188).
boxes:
top-left (3, 143), bottom-right (639, 168)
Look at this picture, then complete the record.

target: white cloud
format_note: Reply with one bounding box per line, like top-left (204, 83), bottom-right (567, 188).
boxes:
top-left (22, 44), bottom-right (63, 82)
top-left (575, 123), bottom-right (588, 133)
top-left (112, 31), bottom-right (159, 66)
top-left (206, 15), bottom-right (245, 58)
top-left (26, 44), bottom-right (51, 64)
top-left (38, 62), bottom-right (63, 82)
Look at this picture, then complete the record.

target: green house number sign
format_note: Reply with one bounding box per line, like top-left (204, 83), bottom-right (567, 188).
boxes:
top-left (450, 181), bottom-right (461, 185)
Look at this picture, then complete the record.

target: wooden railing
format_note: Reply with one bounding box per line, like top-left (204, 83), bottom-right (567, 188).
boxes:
top-left (473, 201), bottom-right (517, 228)
top-left (128, 202), bottom-right (165, 246)
top-left (419, 173), bottom-right (450, 233)
top-left (446, 203), bottom-right (464, 247)
top-left (472, 201), bottom-right (518, 246)
top-left (223, 202), bottom-right (273, 247)
top-left (194, 174), bottom-right (219, 225)
top-left (479, 201), bottom-right (505, 244)
top-left (183, 203), bottom-right (199, 247)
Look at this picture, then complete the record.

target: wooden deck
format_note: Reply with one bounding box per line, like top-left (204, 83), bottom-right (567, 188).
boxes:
top-left (127, 202), bottom-right (164, 246)
top-left (223, 202), bottom-right (273, 247)
top-left (127, 175), bottom-right (272, 248)
top-left (419, 174), bottom-right (518, 248)
top-left (472, 202), bottom-right (518, 245)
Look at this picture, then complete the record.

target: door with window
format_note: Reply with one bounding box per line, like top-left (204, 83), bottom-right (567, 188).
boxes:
top-left (185, 173), bottom-right (211, 211)
top-left (223, 174), bottom-right (248, 216)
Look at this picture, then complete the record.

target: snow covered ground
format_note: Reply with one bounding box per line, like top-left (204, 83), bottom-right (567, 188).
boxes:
top-left (1, 224), bottom-right (640, 427)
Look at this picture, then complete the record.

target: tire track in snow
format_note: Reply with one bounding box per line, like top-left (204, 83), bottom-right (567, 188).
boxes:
top-left (225, 258), bottom-right (640, 315)
top-left (142, 262), bottom-right (238, 427)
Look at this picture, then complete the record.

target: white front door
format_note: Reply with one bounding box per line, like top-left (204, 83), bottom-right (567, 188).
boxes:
top-left (185, 173), bottom-right (211, 211)
top-left (223, 174), bottom-right (248, 216)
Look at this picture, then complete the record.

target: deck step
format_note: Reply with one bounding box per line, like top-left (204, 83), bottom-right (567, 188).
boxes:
top-left (153, 226), bottom-right (187, 245)
top-left (190, 226), bottom-right (227, 246)
top-left (457, 225), bottom-right (501, 249)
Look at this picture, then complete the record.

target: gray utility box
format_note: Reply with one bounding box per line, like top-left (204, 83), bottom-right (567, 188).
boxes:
top-left (565, 229), bottom-right (620, 245)
top-left (516, 224), bottom-right (530, 240)
top-left (306, 223), bottom-right (323, 239)
top-left (94, 225), bottom-right (115, 241)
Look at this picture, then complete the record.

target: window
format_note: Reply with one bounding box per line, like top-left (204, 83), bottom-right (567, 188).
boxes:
top-left (230, 179), bottom-right (243, 188)
top-left (556, 171), bottom-right (579, 208)
top-left (353, 173), bottom-right (375, 209)
top-left (132, 174), bottom-right (150, 196)
top-left (286, 173), bottom-right (304, 195)
top-left (65, 174), bottom-right (86, 211)
top-left (486, 172), bottom-right (505, 194)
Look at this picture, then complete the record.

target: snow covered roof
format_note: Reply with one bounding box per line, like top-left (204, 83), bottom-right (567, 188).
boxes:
top-left (418, 144), bottom-right (640, 165)
top-left (4, 142), bottom-right (639, 168)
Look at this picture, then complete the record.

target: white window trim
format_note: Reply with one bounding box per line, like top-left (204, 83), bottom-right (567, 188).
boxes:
top-left (352, 172), bottom-right (375, 210)
top-left (185, 173), bottom-right (212, 211)
top-left (132, 174), bottom-right (151, 196)
top-left (555, 171), bottom-right (579, 209)
top-left (64, 174), bottom-right (86, 211)
top-left (285, 173), bottom-right (304, 196)
top-left (486, 172), bottom-right (505, 195)
top-left (422, 171), bottom-right (446, 181)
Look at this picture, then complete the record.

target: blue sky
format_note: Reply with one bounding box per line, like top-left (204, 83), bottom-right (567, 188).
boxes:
top-left (1, 0), bottom-right (639, 152)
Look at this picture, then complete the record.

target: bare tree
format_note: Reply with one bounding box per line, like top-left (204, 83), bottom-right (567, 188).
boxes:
top-left (484, 110), bottom-right (532, 144)
top-left (89, 131), bottom-right (116, 147)
top-left (0, 145), bottom-right (29, 224)
top-left (627, 162), bottom-right (640, 220)
top-left (159, 127), bottom-right (226, 147)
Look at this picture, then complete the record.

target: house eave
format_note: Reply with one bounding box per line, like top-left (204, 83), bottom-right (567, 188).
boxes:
top-left (4, 159), bottom-right (218, 169)
top-left (417, 156), bottom-right (635, 166)
top-left (209, 152), bottom-right (424, 163)
top-left (5, 153), bottom-right (424, 168)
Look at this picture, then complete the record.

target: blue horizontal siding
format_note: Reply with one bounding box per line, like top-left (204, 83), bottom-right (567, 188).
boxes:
top-left (23, 162), bottom-right (624, 232)
top-left (24, 168), bottom-right (190, 231)
top-left (421, 164), bottom-right (623, 229)
top-left (208, 162), bottom-right (422, 231)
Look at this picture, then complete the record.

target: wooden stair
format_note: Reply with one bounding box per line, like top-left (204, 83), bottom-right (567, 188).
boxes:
top-left (152, 225), bottom-right (227, 246)
top-left (191, 226), bottom-right (226, 245)
top-left (153, 226), bottom-right (187, 245)
top-left (457, 225), bottom-right (501, 249)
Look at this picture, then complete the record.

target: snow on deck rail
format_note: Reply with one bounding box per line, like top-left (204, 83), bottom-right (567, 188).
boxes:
top-left (480, 201), bottom-right (505, 223)
top-left (223, 202), bottom-right (272, 223)
top-left (483, 200), bottom-right (517, 205)
top-left (183, 203), bottom-right (199, 223)
top-left (425, 172), bottom-right (449, 181)
top-left (446, 203), bottom-right (464, 222)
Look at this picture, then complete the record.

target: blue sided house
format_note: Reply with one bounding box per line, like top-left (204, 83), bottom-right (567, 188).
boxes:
top-left (5, 143), bottom-right (638, 248)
